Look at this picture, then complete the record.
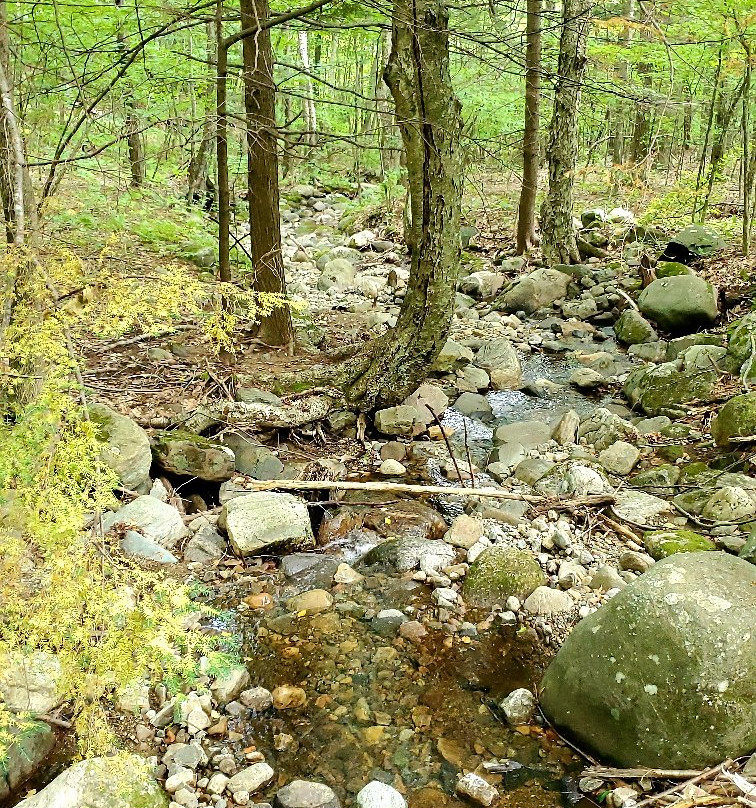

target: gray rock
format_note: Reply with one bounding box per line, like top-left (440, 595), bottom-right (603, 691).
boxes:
top-left (211, 665), bottom-right (251, 706)
top-left (183, 519), bottom-right (226, 563)
top-left (456, 365), bottom-right (490, 392)
top-left (120, 530), bottom-right (178, 563)
top-left (552, 410), bottom-right (580, 445)
top-left (523, 586), bottom-right (574, 615)
top-left (666, 223), bottom-right (725, 259)
top-left (219, 493), bottom-right (314, 556)
top-left (619, 551), bottom-right (655, 573)
top-left (371, 609), bottom-right (409, 637)
top-left (701, 486), bottom-right (756, 522)
top-left (152, 430), bottom-right (235, 482)
top-left (624, 359), bottom-right (717, 417)
top-left (499, 688), bottom-right (537, 725)
top-left (403, 382), bottom-right (449, 425)
top-left (562, 297), bottom-right (598, 320)
top-left (432, 339), bottom-right (475, 372)
top-left (459, 271), bottom-right (505, 299)
top-left (488, 442), bottom-right (525, 473)
top-left (496, 268), bottom-right (571, 314)
top-left (374, 405), bottom-right (423, 436)
top-left (474, 339), bottom-right (522, 390)
top-left (570, 368), bottom-right (605, 390)
top-left (317, 258), bottom-right (355, 291)
top-left (364, 536), bottom-right (455, 573)
top-left (103, 496), bottom-right (188, 549)
top-left (280, 553), bottom-right (340, 588)
top-left (236, 387), bottom-right (283, 406)
top-left (558, 561), bottom-right (589, 589)
top-left (15, 754), bottom-right (167, 808)
top-left (455, 773), bottom-right (498, 806)
top-left (356, 782), bottom-right (406, 808)
top-left (638, 275), bottom-right (718, 334)
top-left (275, 780), bottom-right (341, 808)
top-left (90, 403), bottom-right (152, 492)
top-left (495, 419), bottom-right (552, 448)
top-left (589, 565), bottom-right (627, 591)
top-left (514, 458), bottom-right (555, 485)
top-left (635, 416), bottom-right (672, 435)
top-left (579, 408), bottom-right (640, 451)
top-left (725, 312), bottom-right (756, 378)
top-left (534, 462), bottom-right (607, 497)
top-left (540, 552), bottom-right (756, 768)
top-left (612, 490), bottom-right (676, 527)
top-left (599, 441), bottom-right (640, 476)
top-left (454, 392), bottom-right (493, 419)
top-left (240, 686), bottom-right (273, 711)
top-left (227, 762), bottom-right (274, 795)
top-left (628, 341), bottom-right (667, 363)
top-left (221, 434), bottom-right (284, 480)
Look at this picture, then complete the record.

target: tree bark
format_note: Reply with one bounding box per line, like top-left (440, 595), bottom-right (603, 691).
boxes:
top-left (539, 0), bottom-right (590, 265)
top-left (240, 0), bottom-right (292, 346)
top-left (515, 0), bottom-right (541, 254)
top-left (187, 21), bottom-right (216, 204)
top-left (115, 0), bottom-right (145, 186)
top-left (215, 0), bottom-right (231, 283)
top-left (344, 0), bottom-right (463, 410)
top-left (297, 30), bottom-right (317, 145)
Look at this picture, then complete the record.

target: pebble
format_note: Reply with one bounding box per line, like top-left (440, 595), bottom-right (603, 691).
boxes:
top-left (356, 781), bottom-right (407, 808)
top-left (456, 773), bottom-right (499, 806)
top-left (499, 688), bottom-right (537, 725)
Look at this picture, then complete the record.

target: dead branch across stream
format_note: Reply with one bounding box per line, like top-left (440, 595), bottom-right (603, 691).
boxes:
top-left (234, 477), bottom-right (615, 509)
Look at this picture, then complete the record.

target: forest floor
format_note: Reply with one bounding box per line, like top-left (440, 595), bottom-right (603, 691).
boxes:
top-left (12, 173), bottom-right (756, 808)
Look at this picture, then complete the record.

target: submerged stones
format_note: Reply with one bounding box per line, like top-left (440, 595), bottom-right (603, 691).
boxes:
top-left (462, 546), bottom-right (546, 608)
top-left (540, 552), bottom-right (756, 768)
top-left (274, 780), bottom-right (341, 808)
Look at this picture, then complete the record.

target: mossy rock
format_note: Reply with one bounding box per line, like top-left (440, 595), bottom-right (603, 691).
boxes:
top-left (623, 362), bottom-right (717, 416)
top-left (740, 530), bottom-right (756, 564)
top-left (672, 489), bottom-right (712, 516)
top-left (656, 261), bottom-right (693, 278)
top-left (678, 461), bottom-right (716, 485)
top-left (725, 312), bottom-right (756, 376)
top-left (152, 430), bottom-right (235, 482)
top-left (629, 464), bottom-right (680, 494)
top-left (657, 445), bottom-right (687, 463)
top-left (644, 529), bottom-right (716, 560)
top-left (462, 546), bottom-right (545, 608)
top-left (711, 392), bottom-right (756, 447)
top-left (614, 309), bottom-right (658, 346)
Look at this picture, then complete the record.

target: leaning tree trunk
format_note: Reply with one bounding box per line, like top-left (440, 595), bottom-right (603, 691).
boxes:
top-left (515, 0), bottom-right (541, 254)
top-left (539, 0), bottom-right (590, 265)
top-left (344, 0), bottom-right (463, 411)
top-left (240, 0), bottom-right (292, 346)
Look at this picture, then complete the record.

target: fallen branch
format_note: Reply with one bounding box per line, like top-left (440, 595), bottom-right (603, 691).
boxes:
top-left (632, 761), bottom-right (734, 808)
top-left (583, 766), bottom-right (704, 781)
top-left (233, 476), bottom-right (615, 507)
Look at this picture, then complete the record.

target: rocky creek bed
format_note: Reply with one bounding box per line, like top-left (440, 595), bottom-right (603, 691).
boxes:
top-left (3, 190), bottom-right (755, 808)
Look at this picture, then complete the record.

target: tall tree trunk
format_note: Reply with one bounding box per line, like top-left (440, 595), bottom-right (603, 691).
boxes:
top-left (115, 0), bottom-right (145, 186)
top-left (215, 0), bottom-right (231, 283)
top-left (515, 0), bottom-right (541, 254)
top-left (240, 0), bottom-right (292, 346)
top-left (344, 0), bottom-right (463, 410)
top-left (630, 62), bottom-right (652, 167)
top-left (297, 30), bottom-right (317, 146)
top-left (540, 0), bottom-right (590, 265)
top-left (375, 29), bottom-right (399, 177)
top-left (740, 35), bottom-right (752, 255)
top-left (611, 0), bottom-right (633, 166)
top-left (187, 22), bottom-right (217, 203)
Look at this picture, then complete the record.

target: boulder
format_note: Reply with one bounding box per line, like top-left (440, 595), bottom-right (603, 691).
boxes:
top-left (495, 419), bottom-right (552, 448)
top-left (702, 486), bottom-right (756, 521)
top-left (638, 276), bottom-right (718, 334)
top-left (356, 782), bottom-right (406, 808)
top-left (495, 268), bottom-right (571, 314)
top-left (0, 719), bottom-right (55, 800)
top-left (220, 434), bottom-right (284, 479)
top-left (599, 441), bottom-right (640, 476)
top-left (579, 409), bottom-right (639, 451)
top-left (656, 261), bottom-right (693, 278)
top-left (534, 462), bottom-right (606, 497)
top-left (612, 490), bottom-right (676, 527)
top-left (523, 586), bottom-right (574, 614)
top-left (643, 529), bottom-right (716, 560)
top-left (120, 530), bottom-right (178, 563)
top-left (317, 258), bottom-right (355, 291)
top-left (711, 392), bottom-right (756, 447)
top-left (462, 546), bottom-right (546, 608)
top-left (219, 493), bottom-right (314, 556)
top-left (623, 360), bottom-right (717, 416)
top-left (432, 339), bottom-right (474, 372)
top-left (0, 652), bottom-right (65, 715)
top-left (152, 430), bottom-right (235, 481)
top-left (403, 383), bottom-right (449, 425)
top-left (474, 339), bottom-right (522, 390)
top-left (363, 536), bottom-right (455, 574)
top-left (661, 224), bottom-right (726, 262)
top-left (374, 405), bottom-right (423, 436)
top-left (15, 754), bottom-right (167, 808)
top-left (540, 552), bottom-right (756, 768)
top-left (454, 392), bottom-right (493, 419)
top-left (458, 271), bottom-right (505, 299)
top-left (89, 403), bottom-right (152, 492)
top-left (726, 313), bottom-right (756, 378)
top-left (102, 496), bottom-right (188, 549)
top-left (614, 310), bottom-right (658, 345)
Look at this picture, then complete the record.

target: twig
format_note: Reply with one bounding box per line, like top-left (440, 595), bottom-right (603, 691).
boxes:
top-left (427, 404), bottom-right (465, 487)
top-left (584, 766), bottom-right (704, 780)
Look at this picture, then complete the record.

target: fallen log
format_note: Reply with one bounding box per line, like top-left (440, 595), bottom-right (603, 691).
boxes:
top-left (233, 476), bottom-right (615, 508)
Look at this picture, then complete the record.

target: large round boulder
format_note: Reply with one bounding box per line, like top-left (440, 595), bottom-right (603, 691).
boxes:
top-left (637, 275), bottom-right (718, 334)
top-left (540, 552), bottom-right (756, 768)
top-left (711, 392), bottom-right (756, 447)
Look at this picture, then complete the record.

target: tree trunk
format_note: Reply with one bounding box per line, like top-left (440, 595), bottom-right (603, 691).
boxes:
top-left (215, 0), bottom-right (231, 283)
top-left (297, 30), bottom-right (317, 146)
top-left (187, 21), bottom-right (216, 204)
top-left (611, 0), bottom-right (634, 165)
top-left (539, 0), bottom-right (590, 265)
top-left (115, 1), bottom-right (145, 187)
top-left (344, 0), bottom-right (463, 411)
top-left (515, 0), bottom-right (541, 254)
top-left (240, 0), bottom-right (292, 346)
